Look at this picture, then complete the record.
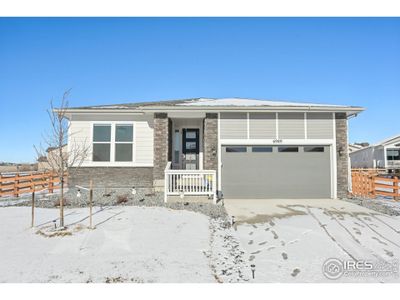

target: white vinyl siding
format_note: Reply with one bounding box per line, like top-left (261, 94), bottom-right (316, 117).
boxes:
top-left (68, 121), bottom-right (91, 164)
top-left (278, 112), bottom-right (305, 139)
top-left (307, 113), bottom-right (334, 139)
top-left (220, 112), bottom-right (247, 139)
top-left (134, 119), bottom-right (154, 164)
top-left (249, 113), bottom-right (276, 139)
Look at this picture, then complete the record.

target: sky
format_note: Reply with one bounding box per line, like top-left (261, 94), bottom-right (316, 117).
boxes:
top-left (0, 17), bottom-right (399, 163)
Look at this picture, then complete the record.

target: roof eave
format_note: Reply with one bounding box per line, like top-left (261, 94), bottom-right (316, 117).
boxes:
top-left (140, 105), bottom-right (365, 115)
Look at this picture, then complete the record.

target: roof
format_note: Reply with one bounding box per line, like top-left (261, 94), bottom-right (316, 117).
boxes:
top-left (63, 97), bottom-right (364, 115)
top-left (375, 134), bottom-right (400, 146)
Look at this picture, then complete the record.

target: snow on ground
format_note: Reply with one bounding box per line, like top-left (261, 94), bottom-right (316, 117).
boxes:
top-left (229, 200), bottom-right (400, 283)
top-left (0, 206), bottom-right (217, 283)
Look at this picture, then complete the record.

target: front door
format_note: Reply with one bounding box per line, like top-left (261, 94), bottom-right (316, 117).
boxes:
top-left (182, 128), bottom-right (199, 170)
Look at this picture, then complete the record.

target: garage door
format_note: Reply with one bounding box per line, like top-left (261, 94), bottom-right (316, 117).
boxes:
top-left (221, 145), bottom-right (331, 199)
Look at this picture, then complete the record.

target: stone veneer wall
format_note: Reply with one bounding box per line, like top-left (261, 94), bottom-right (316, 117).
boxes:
top-left (203, 113), bottom-right (218, 172)
top-left (153, 113), bottom-right (170, 189)
top-left (68, 167), bottom-right (153, 188)
top-left (335, 113), bottom-right (349, 198)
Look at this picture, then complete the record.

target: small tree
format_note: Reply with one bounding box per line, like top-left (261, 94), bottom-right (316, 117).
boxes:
top-left (35, 90), bottom-right (89, 227)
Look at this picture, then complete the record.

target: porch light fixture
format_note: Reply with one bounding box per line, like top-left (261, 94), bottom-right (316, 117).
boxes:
top-left (76, 189), bottom-right (81, 198)
top-left (131, 186), bottom-right (137, 195)
top-left (338, 146), bottom-right (344, 157)
top-left (251, 264), bottom-right (256, 279)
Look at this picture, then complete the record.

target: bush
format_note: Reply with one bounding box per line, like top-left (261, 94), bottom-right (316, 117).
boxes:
top-left (54, 197), bottom-right (67, 207)
top-left (116, 194), bottom-right (128, 204)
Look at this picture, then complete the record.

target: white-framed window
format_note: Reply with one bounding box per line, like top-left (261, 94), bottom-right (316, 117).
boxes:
top-left (115, 124), bottom-right (134, 162)
top-left (93, 124), bottom-right (112, 161)
top-left (92, 123), bottom-right (134, 163)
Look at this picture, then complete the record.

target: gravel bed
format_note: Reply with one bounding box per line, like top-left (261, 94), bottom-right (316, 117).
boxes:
top-left (343, 197), bottom-right (400, 216)
top-left (9, 187), bottom-right (228, 220)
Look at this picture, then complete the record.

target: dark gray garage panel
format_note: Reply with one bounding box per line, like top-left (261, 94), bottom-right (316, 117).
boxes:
top-left (221, 145), bottom-right (331, 199)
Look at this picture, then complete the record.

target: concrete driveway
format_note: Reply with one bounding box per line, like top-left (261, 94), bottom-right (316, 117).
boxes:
top-left (224, 199), bottom-right (400, 282)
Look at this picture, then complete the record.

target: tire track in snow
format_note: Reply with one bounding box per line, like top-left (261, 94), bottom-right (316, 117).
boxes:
top-left (326, 209), bottom-right (390, 262)
top-left (353, 214), bottom-right (400, 249)
top-left (306, 206), bottom-right (357, 261)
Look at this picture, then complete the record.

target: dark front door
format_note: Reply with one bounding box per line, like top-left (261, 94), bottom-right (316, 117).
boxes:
top-left (182, 128), bottom-right (199, 170)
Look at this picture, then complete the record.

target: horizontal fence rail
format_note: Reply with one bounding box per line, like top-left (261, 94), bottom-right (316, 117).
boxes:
top-left (164, 162), bottom-right (217, 203)
top-left (0, 171), bottom-right (67, 198)
top-left (351, 169), bottom-right (399, 200)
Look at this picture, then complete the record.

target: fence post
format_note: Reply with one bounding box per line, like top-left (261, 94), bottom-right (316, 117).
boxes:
top-left (31, 191), bottom-right (35, 228)
top-left (48, 172), bottom-right (54, 194)
top-left (89, 180), bottom-right (93, 229)
top-left (13, 173), bottom-right (19, 197)
top-left (370, 174), bottom-right (376, 199)
top-left (394, 176), bottom-right (399, 201)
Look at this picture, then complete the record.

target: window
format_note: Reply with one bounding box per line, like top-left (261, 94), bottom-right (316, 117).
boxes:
top-left (115, 124), bottom-right (133, 162)
top-left (252, 146), bottom-right (273, 153)
top-left (304, 146), bottom-right (325, 153)
top-left (387, 149), bottom-right (400, 161)
top-left (174, 130), bottom-right (180, 164)
top-left (92, 123), bottom-right (134, 163)
top-left (226, 146), bottom-right (247, 153)
top-left (278, 146), bottom-right (299, 153)
top-left (93, 125), bottom-right (111, 161)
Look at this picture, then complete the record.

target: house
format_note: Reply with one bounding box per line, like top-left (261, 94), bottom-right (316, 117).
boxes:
top-left (348, 142), bottom-right (369, 153)
top-left (350, 134), bottom-right (400, 170)
top-left (37, 145), bottom-right (68, 171)
top-left (63, 98), bottom-right (364, 202)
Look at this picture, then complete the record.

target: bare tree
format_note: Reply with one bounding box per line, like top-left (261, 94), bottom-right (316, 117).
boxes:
top-left (35, 90), bottom-right (89, 227)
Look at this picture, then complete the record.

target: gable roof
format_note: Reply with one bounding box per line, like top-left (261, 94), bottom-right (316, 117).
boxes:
top-left (63, 97), bottom-right (364, 115)
top-left (376, 134), bottom-right (400, 146)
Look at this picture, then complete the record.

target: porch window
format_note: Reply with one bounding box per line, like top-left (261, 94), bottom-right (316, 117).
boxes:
top-left (93, 124), bottom-right (111, 161)
top-left (115, 124), bottom-right (133, 162)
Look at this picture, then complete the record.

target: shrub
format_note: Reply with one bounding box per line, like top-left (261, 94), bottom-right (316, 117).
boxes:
top-left (116, 194), bottom-right (128, 204)
top-left (54, 197), bottom-right (67, 207)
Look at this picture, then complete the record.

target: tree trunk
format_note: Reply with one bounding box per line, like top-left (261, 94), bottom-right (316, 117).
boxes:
top-left (60, 177), bottom-right (64, 227)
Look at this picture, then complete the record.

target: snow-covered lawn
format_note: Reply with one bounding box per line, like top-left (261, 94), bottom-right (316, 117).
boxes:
top-left (227, 199), bottom-right (400, 283)
top-left (0, 206), bottom-right (216, 283)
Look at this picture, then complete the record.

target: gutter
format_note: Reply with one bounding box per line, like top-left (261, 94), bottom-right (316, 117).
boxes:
top-left (58, 105), bottom-right (364, 116)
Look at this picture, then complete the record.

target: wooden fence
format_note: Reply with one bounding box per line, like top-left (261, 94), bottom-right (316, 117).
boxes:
top-left (0, 172), bottom-right (67, 198)
top-left (351, 169), bottom-right (399, 200)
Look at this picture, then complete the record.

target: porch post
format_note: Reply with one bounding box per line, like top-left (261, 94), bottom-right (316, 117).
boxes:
top-left (204, 113), bottom-right (218, 201)
top-left (153, 113), bottom-right (170, 192)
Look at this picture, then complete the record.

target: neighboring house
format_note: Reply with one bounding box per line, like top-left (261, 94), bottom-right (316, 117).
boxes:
top-left (37, 145), bottom-right (67, 171)
top-left (348, 142), bottom-right (369, 153)
top-left (63, 98), bottom-right (363, 201)
top-left (350, 134), bottom-right (400, 169)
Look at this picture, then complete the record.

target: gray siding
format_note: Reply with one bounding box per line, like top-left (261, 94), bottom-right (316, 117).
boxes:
top-left (307, 113), bottom-right (333, 139)
top-left (220, 112), bottom-right (247, 139)
top-left (249, 113), bottom-right (276, 139)
top-left (278, 112), bottom-right (305, 139)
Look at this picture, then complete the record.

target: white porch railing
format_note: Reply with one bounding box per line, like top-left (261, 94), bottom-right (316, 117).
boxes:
top-left (164, 162), bottom-right (217, 203)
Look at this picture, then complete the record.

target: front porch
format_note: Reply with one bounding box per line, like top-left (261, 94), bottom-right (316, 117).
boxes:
top-left (164, 162), bottom-right (217, 203)
top-left (152, 112), bottom-right (219, 203)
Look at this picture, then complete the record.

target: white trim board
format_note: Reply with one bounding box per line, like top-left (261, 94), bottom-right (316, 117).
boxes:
top-left (219, 139), bottom-right (335, 145)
